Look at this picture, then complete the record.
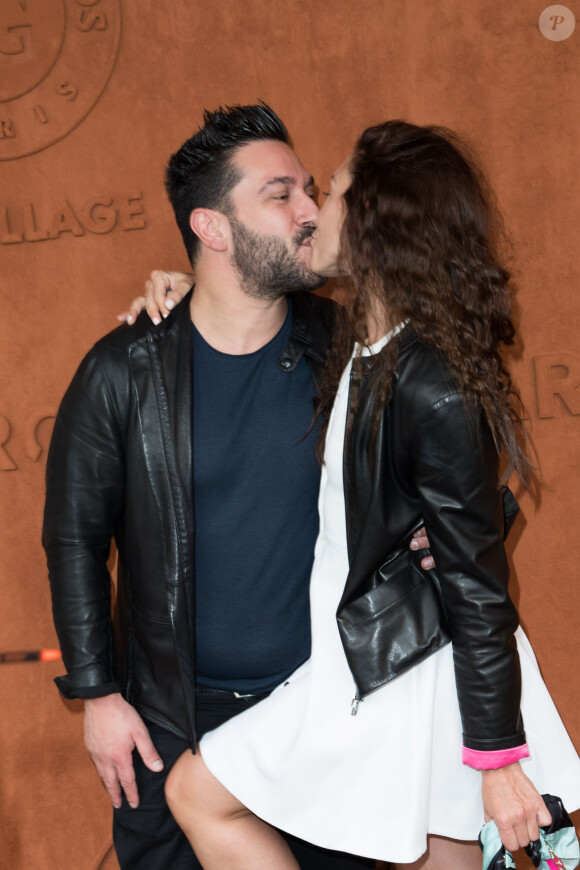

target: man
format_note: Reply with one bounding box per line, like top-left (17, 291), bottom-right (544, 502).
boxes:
top-left (43, 104), bottom-right (430, 870)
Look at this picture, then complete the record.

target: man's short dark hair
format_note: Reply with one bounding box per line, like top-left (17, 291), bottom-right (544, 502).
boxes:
top-left (165, 103), bottom-right (289, 264)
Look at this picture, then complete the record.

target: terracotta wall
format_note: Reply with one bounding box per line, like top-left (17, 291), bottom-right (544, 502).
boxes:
top-left (1, 2), bottom-right (578, 867)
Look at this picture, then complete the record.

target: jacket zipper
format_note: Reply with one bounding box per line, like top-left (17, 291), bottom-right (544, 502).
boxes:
top-left (343, 367), bottom-right (356, 563)
top-left (343, 367), bottom-right (364, 716)
top-left (351, 693), bottom-right (363, 716)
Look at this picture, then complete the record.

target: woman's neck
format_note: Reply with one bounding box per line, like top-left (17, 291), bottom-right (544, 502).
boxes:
top-left (365, 301), bottom-right (399, 345)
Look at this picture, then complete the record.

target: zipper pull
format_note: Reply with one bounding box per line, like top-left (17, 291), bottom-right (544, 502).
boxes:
top-left (351, 695), bottom-right (363, 716)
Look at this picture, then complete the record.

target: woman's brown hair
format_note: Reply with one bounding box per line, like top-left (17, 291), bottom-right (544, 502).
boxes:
top-left (316, 120), bottom-right (530, 484)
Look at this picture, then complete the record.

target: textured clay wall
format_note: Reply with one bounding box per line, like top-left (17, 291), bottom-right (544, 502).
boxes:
top-left (0, 2), bottom-right (578, 868)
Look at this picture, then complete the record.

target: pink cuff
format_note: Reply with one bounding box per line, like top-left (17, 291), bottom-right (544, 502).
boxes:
top-left (462, 744), bottom-right (530, 770)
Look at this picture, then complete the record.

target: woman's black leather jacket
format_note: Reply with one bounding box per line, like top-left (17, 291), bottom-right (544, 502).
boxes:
top-left (336, 327), bottom-right (525, 754)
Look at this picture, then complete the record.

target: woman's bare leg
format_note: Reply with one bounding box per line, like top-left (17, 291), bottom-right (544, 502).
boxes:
top-left (165, 748), bottom-right (299, 870)
top-left (391, 834), bottom-right (480, 869)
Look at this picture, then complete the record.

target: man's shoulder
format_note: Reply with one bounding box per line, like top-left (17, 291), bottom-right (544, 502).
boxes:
top-left (68, 311), bottom-right (159, 401)
top-left (91, 309), bottom-right (156, 356)
top-left (93, 287), bottom-right (193, 361)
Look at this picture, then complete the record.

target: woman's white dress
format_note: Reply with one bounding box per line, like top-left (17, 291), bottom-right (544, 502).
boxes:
top-left (200, 339), bottom-right (580, 864)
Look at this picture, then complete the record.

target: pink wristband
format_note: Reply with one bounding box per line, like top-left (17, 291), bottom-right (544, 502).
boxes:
top-left (462, 743), bottom-right (530, 769)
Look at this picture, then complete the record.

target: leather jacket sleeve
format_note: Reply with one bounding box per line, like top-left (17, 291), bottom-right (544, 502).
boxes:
top-left (412, 393), bottom-right (525, 752)
top-left (42, 346), bottom-right (126, 699)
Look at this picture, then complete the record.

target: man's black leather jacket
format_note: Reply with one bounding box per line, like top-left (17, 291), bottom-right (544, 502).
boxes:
top-left (43, 290), bottom-right (336, 747)
top-left (336, 327), bottom-right (525, 754)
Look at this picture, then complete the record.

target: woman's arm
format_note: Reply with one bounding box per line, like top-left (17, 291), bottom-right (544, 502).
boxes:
top-left (411, 393), bottom-right (550, 848)
top-left (413, 393), bottom-right (523, 752)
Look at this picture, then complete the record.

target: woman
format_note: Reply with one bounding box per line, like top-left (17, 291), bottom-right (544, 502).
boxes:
top-left (136, 122), bottom-right (580, 868)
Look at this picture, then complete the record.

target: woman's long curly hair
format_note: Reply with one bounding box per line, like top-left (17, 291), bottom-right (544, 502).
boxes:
top-left (316, 120), bottom-right (530, 485)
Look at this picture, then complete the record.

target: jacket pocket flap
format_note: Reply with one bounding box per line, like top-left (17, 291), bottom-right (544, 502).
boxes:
top-left (341, 550), bottom-right (426, 626)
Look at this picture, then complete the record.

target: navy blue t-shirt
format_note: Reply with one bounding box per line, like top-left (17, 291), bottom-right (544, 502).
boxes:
top-left (192, 305), bottom-right (321, 692)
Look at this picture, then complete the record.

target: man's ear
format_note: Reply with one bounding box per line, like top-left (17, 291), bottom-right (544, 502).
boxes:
top-left (189, 208), bottom-right (229, 252)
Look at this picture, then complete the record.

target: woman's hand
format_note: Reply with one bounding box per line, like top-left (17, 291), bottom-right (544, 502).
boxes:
top-left (410, 526), bottom-right (435, 571)
top-left (117, 270), bottom-right (194, 325)
top-left (481, 763), bottom-right (551, 852)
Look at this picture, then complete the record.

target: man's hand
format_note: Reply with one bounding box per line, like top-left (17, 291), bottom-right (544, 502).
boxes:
top-left (410, 525), bottom-right (435, 570)
top-left (482, 763), bottom-right (551, 852)
top-left (117, 270), bottom-right (195, 326)
top-left (84, 693), bottom-right (164, 809)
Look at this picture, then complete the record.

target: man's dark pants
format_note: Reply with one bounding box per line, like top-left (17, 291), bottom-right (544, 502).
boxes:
top-left (113, 688), bottom-right (374, 870)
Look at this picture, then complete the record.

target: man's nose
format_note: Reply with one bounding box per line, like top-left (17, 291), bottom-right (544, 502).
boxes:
top-left (296, 191), bottom-right (319, 225)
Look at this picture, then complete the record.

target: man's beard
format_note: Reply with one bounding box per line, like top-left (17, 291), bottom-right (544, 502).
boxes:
top-left (229, 216), bottom-right (327, 300)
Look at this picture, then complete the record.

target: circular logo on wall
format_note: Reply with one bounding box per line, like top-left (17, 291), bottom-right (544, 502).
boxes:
top-left (0, 0), bottom-right (121, 161)
top-left (539, 5), bottom-right (576, 41)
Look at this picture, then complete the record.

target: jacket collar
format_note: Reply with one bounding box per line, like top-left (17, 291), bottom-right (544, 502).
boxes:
top-left (128, 287), bottom-right (334, 374)
top-left (359, 322), bottom-right (419, 374)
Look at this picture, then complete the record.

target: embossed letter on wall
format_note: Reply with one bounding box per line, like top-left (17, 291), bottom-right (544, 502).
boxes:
top-left (533, 352), bottom-right (580, 418)
top-left (0, 412), bottom-right (57, 471)
top-left (0, 0), bottom-right (122, 161)
top-left (1, 192), bottom-right (147, 243)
